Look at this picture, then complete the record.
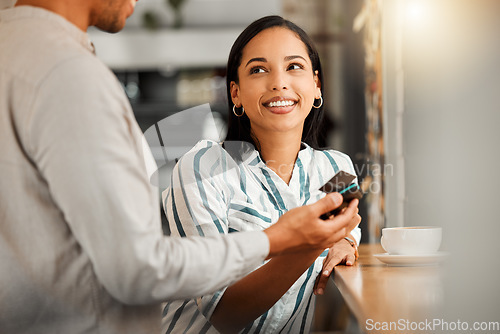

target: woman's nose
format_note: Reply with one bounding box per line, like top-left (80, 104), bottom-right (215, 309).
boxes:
top-left (269, 71), bottom-right (288, 91)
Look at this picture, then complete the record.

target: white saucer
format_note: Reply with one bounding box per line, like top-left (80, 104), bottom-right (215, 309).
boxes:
top-left (373, 252), bottom-right (449, 266)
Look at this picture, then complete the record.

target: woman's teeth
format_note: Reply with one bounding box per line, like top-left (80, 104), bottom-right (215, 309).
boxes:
top-left (267, 100), bottom-right (295, 107)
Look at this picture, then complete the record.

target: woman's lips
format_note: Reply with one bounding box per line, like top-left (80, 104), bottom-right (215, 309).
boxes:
top-left (263, 97), bottom-right (297, 114)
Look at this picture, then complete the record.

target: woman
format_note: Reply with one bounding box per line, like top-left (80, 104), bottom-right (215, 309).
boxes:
top-left (162, 16), bottom-right (361, 334)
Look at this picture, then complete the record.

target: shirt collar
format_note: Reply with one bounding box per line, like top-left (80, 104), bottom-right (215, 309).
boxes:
top-left (0, 6), bottom-right (95, 54)
top-left (241, 142), bottom-right (313, 168)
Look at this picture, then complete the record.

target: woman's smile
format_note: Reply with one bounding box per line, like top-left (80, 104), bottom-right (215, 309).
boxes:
top-left (262, 96), bottom-right (298, 114)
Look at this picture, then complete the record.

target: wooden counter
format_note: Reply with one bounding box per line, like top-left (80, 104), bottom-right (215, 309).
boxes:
top-left (332, 244), bottom-right (445, 333)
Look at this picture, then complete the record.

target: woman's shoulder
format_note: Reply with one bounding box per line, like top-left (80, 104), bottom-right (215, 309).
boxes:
top-left (319, 148), bottom-right (353, 162)
top-left (175, 139), bottom-right (239, 175)
top-left (309, 147), bottom-right (356, 174)
top-left (183, 139), bottom-right (224, 156)
top-left (177, 139), bottom-right (224, 164)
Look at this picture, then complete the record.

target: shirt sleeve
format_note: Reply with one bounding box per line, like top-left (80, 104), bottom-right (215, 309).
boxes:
top-left (164, 141), bottom-right (241, 319)
top-left (26, 56), bottom-right (269, 304)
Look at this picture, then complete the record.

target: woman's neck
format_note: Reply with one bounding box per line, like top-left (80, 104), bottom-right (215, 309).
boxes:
top-left (255, 131), bottom-right (303, 185)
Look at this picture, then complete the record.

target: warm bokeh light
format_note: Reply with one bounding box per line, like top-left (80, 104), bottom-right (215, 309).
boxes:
top-left (385, 0), bottom-right (500, 324)
top-left (405, 0), bottom-right (433, 26)
top-left (407, 0), bottom-right (425, 19)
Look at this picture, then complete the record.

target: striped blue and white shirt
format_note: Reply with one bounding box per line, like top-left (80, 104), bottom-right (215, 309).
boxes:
top-left (162, 140), bottom-right (361, 334)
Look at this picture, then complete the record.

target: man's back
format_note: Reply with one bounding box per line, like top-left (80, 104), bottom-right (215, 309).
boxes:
top-left (0, 7), bottom-right (160, 333)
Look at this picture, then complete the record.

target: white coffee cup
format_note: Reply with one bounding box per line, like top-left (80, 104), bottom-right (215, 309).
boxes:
top-left (381, 226), bottom-right (442, 255)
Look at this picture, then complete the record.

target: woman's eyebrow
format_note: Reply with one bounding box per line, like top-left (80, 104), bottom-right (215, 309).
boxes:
top-left (244, 55), bottom-right (307, 68)
top-left (245, 57), bottom-right (267, 67)
top-left (284, 55), bottom-right (307, 62)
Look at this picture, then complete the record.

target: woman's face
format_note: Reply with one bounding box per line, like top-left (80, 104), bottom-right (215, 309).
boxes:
top-left (230, 27), bottom-right (322, 139)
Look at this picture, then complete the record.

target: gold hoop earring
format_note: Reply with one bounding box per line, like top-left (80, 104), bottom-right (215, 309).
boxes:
top-left (312, 96), bottom-right (323, 109)
top-left (233, 105), bottom-right (244, 117)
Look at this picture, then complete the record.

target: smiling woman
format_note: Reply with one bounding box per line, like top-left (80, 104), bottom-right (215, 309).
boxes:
top-left (226, 16), bottom-right (325, 155)
top-left (231, 27), bottom-right (320, 144)
top-left (228, 26), bottom-right (322, 183)
top-left (161, 15), bottom-right (362, 334)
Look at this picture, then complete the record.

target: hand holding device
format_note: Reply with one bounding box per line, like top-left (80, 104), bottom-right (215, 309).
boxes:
top-left (319, 171), bottom-right (363, 219)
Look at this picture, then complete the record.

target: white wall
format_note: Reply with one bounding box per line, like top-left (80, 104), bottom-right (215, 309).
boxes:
top-left (1, 0), bottom-right (281, 26)
top-left (383, 0), bottom-right (500, 325)
top-left (123, 0), bottom-right (282, 29)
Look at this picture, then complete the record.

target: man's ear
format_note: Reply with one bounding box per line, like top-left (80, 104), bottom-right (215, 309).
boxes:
top-left (230, 81), bottom-right (241, 107)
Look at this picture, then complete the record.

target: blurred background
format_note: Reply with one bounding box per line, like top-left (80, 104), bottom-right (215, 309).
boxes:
top-left (82, 0), bottom-right (376, 249)
top-left (2, 0), bottom-right (499, 332)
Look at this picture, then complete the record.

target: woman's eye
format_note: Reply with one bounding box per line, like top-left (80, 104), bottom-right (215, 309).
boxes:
top-left (287, 63), bottom-right (303, 71)
top-left (250, 67), bottom-right (265, 74)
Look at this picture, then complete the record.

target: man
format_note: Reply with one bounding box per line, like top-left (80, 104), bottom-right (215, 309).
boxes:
top-left (0, 0), bottom-right (360, 333)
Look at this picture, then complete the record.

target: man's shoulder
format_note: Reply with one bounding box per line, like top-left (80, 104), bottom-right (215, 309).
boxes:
top-left (0, 16), bottom-right (106, 87)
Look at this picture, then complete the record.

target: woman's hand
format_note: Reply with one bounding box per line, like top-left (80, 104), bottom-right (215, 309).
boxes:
top-left (313, 210), bottom-right (361, 295)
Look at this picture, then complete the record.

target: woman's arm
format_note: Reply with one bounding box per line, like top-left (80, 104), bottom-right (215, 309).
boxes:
top-left (210, 200), bottom-right (360, 334)
top-left (210, 248), bottom-right (321, 333)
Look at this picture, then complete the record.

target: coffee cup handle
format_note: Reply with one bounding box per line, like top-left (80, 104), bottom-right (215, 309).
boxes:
top-left (381, 235), bottom-right (387, 253)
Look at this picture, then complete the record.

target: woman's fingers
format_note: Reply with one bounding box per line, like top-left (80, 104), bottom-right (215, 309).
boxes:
top-left (345, 252), bottom-right (356, 266)
top-left (314, 255), bottom-right (342, 295)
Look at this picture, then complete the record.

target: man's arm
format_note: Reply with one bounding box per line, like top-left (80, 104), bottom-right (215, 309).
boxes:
top-left (29, 56), bottom-right (348, 304)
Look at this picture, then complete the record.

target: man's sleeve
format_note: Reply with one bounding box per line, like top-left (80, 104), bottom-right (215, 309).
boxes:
top-left (27, 56), bottom-right (269, 304)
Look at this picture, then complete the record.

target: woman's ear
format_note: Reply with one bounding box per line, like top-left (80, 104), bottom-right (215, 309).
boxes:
top-left (314, 70), bottom-right (322, 99)
top-left (230, 81), bottom-right (241, 107)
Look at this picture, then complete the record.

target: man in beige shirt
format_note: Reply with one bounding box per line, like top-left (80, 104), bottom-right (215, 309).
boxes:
top-left (0, 0), bottom-right (360, 333)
